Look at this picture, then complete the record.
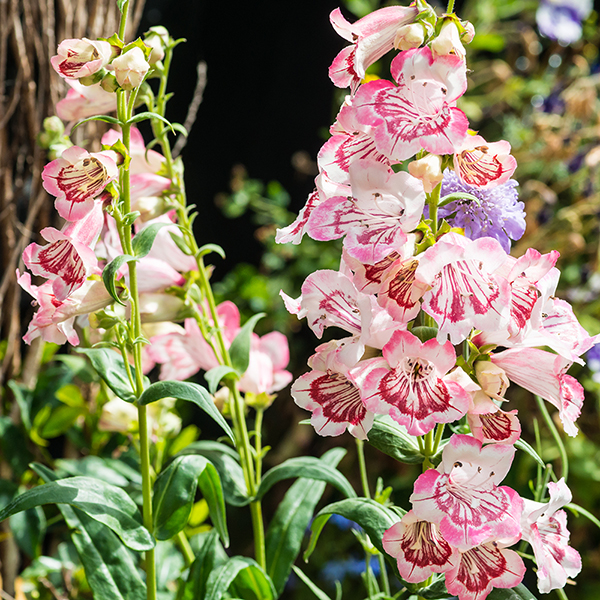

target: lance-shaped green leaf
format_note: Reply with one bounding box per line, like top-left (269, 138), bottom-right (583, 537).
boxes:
top-left (153, 454), bottom-right (228, 546)
top-left (127, 111), bottom-right (175, 133)
top-left (0, 475), bottom-right (154, 552)
top-left (77, 347), bottom-right (138, 402)
top-left (266, 448), bottom-right (346, 596)
top-left (515, 438), bottom-right (546, 469)
top-left (292, 566), bottom-right (332, 600)
top-left (204, 556), bottom-right (276, 600)
top-left (304, 498), bottom-right (399, 563)
top-left (31, 463), bottom-right (146, 600)
top-left (256, 456), bottom-right (356, 502)
top-left (205, 365), bottom-right (238, 394)
top-left (131, 222), bottom-right (169, 258)
top-left (182, 530), bottom-right (228, 600)
top-left (177, 441), bottom-right (249, 506)
top-left (138, 380), bottom-right (234, 443)
top-left (102, 254), bottom-right (137, 305)
top-left (367, 416), bottom-right (424, 464)
top-left (197, 243), bottom-right (226, 260)
top-left (229, 313), bottom-right (265, 375)
top-left (488, 584), bottom-right (538, 600)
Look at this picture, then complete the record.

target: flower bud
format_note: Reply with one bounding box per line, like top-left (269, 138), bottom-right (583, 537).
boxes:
top-left (100, 72), bottom-right (119, 93)
top-left (394, 24), bottom-right (425, 51)
top-left (430, 20), bottom-right (466, 60)
top-left (78, 68), bottom-right (106, 86)
top-left (408, 154), bottom-right (443, 193)
top-left (51, 38), bottom-right (112, 80)
top-left (111, 47), bottom-right (150, 91)
top-left (461, 20), bottom-right (476, 44)
top-left (474, 360), bottom-right (509, 401)
top-left (143, 35), bottom-right (165, 65)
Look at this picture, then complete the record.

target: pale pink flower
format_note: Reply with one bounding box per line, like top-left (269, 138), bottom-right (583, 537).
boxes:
top-left (444, 542), bottom-right (526, 600)
top-left (350, 330), bottom-right (471, 436)
top-left (394, 24), bottom-right (426, 51)
top-left (111, 47), bottom-right (150, 90)
top-left (238, 331), bottom-right (293, 395)
top-left (410, 434), bottom-right (523, 550)
top-left (453, 135), bottom-right (517, 189)
top-left (353, 46), bottom-right (469, 161)
top-left (328, 5), bottom-right (418, 92)
top-left (22, 200), bottom-right (104, 300)
top-left (42, 146), bottom-right (118, 221)
top-left (430, 20), bottom-right (466, 60)
top-left (490, 347), bottom-right (584, 437)
top-left (416, 233), bottom-right (511, 344)
top-left (521, 479), bottom-right (582, 593)
top-left (148, 301), bottom-right (240, 380)
top-left (383, 511), bottom-right (458, 583)
top-left (408, 154), bottom-right (443, 193)
top-left (307, 159), bottom-right (425, 264)
top-left (51, 38), bottom-right (112, 79)
top-left (56, 80), bottom-right (117, 122)
top-left (18, 271), bottom-right (112, 346)
top-left (291, 339), bottom-right (374, 439)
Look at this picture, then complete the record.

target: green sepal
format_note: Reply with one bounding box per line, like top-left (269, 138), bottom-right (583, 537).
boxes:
top-left (205, 365), bottom-right (239, 394)
top-left (102, 254), bottom-right (136, 305)
top-left (103, 138), bottom-right (131, 169)
top-left (122, 37), bottom-right (153, 61)
top-left (1, 469), bottom-right (154, 552)
top-left (256, 456), bottom-right (356, 502)
top-left (153, 455), bottom-right (228, 546)
top-left (229, 313), bottom-right (266, 375)
top-left (132, 222), bottom-right (169, 257)
top-left (138, 380), bottom-right (235, 443)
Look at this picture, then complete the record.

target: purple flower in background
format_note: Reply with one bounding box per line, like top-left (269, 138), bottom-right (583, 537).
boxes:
top-left (587, 343), bottom-right (600, 383)
top-left (438, 169), bottom-right (526, 252)
top-left (536, 0), bottom-right (593, 45)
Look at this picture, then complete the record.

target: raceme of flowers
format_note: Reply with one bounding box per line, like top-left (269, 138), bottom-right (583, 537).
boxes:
top-left (277, 4), bottom-right (595, 599)
top-left (20, 30), bottom-right (292, 422)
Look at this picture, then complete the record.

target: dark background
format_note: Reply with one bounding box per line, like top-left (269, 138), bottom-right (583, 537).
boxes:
top-left (136, 0), bottom-right (342, 275)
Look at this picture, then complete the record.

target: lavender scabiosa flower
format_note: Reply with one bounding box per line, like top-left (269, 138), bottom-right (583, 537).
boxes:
top-left (438, 169), bottom-right (526, 252)
top-left (536, 0), bottom-right (592, 45)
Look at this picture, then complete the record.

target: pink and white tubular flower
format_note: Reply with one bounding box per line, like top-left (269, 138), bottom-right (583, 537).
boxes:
top-left (444, 542), bottom-right (526, 600)
top-left (328, 5), bottom-right (419, 93)
top-left (410, 434), bottom-right (523, 550)
top-left (22, 199), bottom-right (104, 301)
top-left (317, 100), bottom-right (391, 187)
top-left (291, 339), bottom-right (374, 440)
top-left (490, 347), bottom-right (584, 437)
top-left (111, 47), bottom-right (150, 91)
top-left (42, 146), bottom-right (118, 221)
top-left (521, 479), bottom-right (582, 593)
top-left (307, 159), bottom-right (425, 264)
top-left (56, 80), bottom-right (117, 123)
top-left (383, 510), bottom-right (458, 583)
top-left (453, 134), bottom-right (517, 189)
top-left (416, 233), bottom-right (511, 344)
top-left (353, 46), bottom-right (469, 162)
top-left (18, 271), bottom-right (113, 346)
top-left (51, 38), bottom-right (112, 79)
top-left (349, 330), bottom-right (471, 436)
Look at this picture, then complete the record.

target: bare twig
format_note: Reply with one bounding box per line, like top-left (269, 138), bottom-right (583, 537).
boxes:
top-left (172, 61), bottom-right (207, 158)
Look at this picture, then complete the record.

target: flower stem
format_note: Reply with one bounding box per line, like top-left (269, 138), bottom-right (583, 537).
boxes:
top-left (535, 395), bottom-right (569, 482)
top-left (446, 0), bottom-right (455, 14)
top-left (176, 530), bottom-right (196, 567)
top-left (428, 182), bottom-right (441, 237)
top-left (356, 438), bottom-right (370, 499)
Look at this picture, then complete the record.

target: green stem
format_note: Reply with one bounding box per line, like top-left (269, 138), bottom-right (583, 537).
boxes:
top-left (535, 395), bottom-right (569, 482)
top-left (432, 424), bottom-right (445, 456)
top-left (356, 438), bottom-right (370, 499)
top-left (428, 182), bottom-right (441, 237)
top-left (377, 553), bottom-right (391, 597)
top-left (176, 530), bottom-right (196, 567)
top-left (118, 0), bottom-right (131, 40)
top-left (446, 0), bottom-right (455, 13)
top-left (254, 408), bottom-right (264, 489)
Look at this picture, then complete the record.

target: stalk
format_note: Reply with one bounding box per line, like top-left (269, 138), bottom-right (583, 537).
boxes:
top-left (535, 395), bottom-right (569, 482)
top-left (146, 55), bottom-right (266, 566)
top-left (446, 0), bottom-right (455, 14)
